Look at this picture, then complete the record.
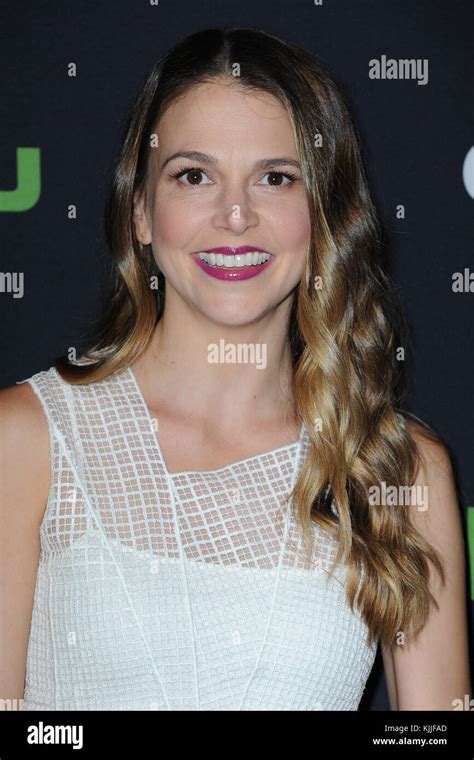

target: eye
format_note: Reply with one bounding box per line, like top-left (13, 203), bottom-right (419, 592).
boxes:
top-left (169, 166), bottom-right (299, 188)
top-left (260, 171), bottom-right (299, 188)
top-left (170, 166), bottom-right (212, 187)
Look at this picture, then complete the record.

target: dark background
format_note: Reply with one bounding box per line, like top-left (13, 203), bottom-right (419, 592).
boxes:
top-left (0, 0), bottom-right (472, 709)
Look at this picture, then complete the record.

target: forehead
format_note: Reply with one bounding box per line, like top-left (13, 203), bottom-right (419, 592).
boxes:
top-left (154, 80), bottom-right (296, 158)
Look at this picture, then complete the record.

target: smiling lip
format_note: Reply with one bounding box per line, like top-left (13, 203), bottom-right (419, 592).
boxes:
top-left (192, 251), bottom-right (273, 281)
top-left (195, 245), bottom-right (271, 255)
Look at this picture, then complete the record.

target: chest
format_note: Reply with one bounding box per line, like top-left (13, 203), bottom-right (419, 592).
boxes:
top-left (31, 529), bottom-right (377, 710)
top-left (146, 407), bottom-right (302, 474)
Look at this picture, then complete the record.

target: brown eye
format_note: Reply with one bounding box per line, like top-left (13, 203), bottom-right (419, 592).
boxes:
top-left (260, 171), bottom-right (297, 188)
top-left (267, 172), bottom-right (284, 186)
top-left (185, 169), bottom-right (203, 185)
top-left (172, 167), bottom-right (212, 187)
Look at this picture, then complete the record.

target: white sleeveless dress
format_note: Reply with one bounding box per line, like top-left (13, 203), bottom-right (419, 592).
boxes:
top-left (16, 365), bottom-right (378, 711)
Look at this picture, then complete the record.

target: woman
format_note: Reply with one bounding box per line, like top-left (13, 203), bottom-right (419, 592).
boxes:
top-left (1, 27), bottom-right (470, 711)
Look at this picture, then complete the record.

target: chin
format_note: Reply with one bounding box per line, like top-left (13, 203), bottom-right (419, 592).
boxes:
top-left (199, 305), bottom-right (270, 328)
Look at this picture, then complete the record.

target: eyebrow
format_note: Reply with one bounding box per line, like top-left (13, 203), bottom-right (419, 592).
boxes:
top-left (160, 150), bottom-right (301, 172)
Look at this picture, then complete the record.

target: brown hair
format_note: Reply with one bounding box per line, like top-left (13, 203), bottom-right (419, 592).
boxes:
top-left (55, 27), bottom-right (445, 648)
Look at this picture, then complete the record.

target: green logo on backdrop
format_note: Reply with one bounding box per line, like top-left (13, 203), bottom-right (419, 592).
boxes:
top-left (468, 507), bottom-right (474, 601)
top-left (0, 147), bottom-right (41, 211)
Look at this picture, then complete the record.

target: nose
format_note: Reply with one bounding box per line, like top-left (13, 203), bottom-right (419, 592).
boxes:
top-left (211, 184), bottom-right (259, 233)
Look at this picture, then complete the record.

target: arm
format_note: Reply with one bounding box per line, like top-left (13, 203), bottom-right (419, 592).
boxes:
top-left (0, 383), bottom-right (50, 704)
top-left (382, 421), bottom-right (471, 710)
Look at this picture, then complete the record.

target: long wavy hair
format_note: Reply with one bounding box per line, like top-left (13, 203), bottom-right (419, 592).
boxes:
top-left (55, 26), bottom-right (445, 648)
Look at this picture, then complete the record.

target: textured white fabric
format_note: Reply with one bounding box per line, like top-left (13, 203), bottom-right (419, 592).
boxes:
top-left (16, 365), bottom-right (378, 711)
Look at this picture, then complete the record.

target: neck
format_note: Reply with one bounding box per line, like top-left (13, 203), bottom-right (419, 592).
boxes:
top-left (131, 292), bottom-right (297, 434)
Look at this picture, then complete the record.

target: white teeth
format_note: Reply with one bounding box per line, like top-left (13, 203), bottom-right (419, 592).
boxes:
top-left (197, 251), bottom-right (271, 267)
top-left (233, 254), bottom-right (248, 267)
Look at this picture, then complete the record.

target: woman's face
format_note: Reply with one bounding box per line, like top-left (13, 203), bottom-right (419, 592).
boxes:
top-left (134, 79), bottom-right (311, 327)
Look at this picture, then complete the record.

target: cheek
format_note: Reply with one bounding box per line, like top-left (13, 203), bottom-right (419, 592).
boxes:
top-left (151, 191), bottom-right (311, 264)
top-left (151, 199), bottom-right (202, 248)
top-left (270, 200), bottom-right (311, 253)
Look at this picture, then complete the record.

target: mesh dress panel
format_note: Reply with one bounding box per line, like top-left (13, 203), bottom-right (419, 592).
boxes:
top-left (17, 366), bottom-right (378, 710)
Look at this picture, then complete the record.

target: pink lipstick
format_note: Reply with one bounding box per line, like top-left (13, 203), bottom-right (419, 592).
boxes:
top-left (192, 245), bottom-right (274, 281)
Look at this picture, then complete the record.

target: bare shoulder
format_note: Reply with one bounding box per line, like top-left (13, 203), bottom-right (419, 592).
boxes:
top-left (383, 415), bottom-right (470, 709)
top-left (0, 381), bottom-right (51, 528)
top-left (403, 417), bottom-right (459, 542)
top-left (0, 380), bottom-right (48, 430)
top-left (0, 381), bottom-right (51, 700)
top-left (404, 417), bottom-right (452, 472)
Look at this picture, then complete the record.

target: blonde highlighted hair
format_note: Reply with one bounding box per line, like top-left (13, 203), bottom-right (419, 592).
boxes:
top-left (55, 27), bottom-right (445, 648)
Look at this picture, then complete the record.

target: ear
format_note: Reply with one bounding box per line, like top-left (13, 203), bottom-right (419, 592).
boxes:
top-left (133, 191), bottom-right (152, 245)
